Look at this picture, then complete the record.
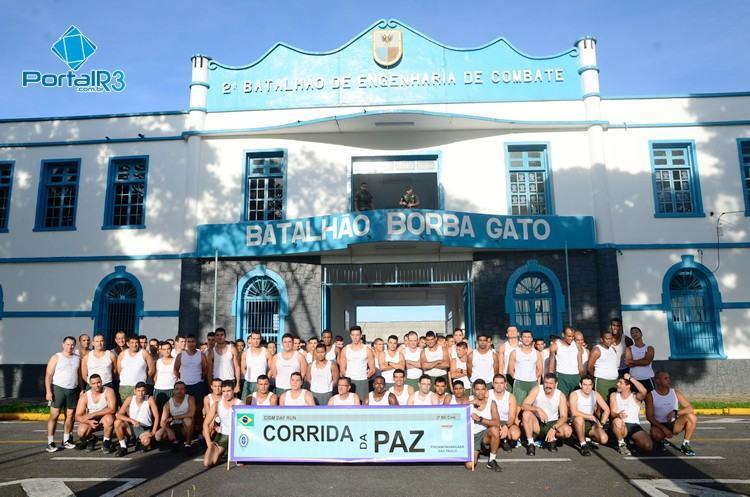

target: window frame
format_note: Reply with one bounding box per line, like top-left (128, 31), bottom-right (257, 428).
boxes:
top-left (34, 158), bottom-right (82, 232)
top-left (242, 149), bottom-right (287, 222)
top-left (649, 140), bottom-right (705, 218)
top-left (232, 265), bottom-right (288, 343)
top-left (0, 160), bottom-right (15, 233)
top-left (504, 142), bottom-right (555, 216)
top-left (102, 155), bottom-right (150, 230)
top-left (737, 138), bottom-right (750, 216)
top-left (504, 259), bottom-right (565, 341)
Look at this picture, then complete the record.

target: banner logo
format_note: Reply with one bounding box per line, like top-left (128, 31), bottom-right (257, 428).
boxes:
top-left (50, 26), bottom-right (97, 71)
top-left (372, 29), bottom-right (402, 68)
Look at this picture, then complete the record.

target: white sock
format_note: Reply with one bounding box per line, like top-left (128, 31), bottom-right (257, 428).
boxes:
top-left (119, 440), bottom-right (127, 448)
top-left (580, 441), bottom-right (587, 447)
top-left (489, 453), bottom-right (496, 461)
top-left (683, 439), bottom-right (690, 445)
top-left (63, 433), bottom-right (70, 442)
top-left (618, 439), bottom-right (625, 446)
top-left (103, 437), bottom-right (110, 441)
top-left (47, 436), bottom-right (54, 444)
top-left (527, 438), bottom-right (534, 445)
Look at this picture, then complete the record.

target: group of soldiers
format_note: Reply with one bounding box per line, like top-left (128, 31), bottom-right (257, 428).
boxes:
top-left (43, 321), bottom-right (698, 471)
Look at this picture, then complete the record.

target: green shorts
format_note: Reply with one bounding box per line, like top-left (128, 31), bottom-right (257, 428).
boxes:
top-left (118, 385), bottom-right (135, 403)
top-left (52, 385), bottom-right (80, 410)
top-left (557, 373), bottom-right (581, 397)
top-left (185, 381), bottom-right (207, 406)
top-left (404, 377), bottom-right (420, 390)
top-left (133, 425), bottom-right (153, 439)
top-left (312, 391), bottom-right (332, 406)
top-left (538, 420), bottom-right (558, 439)
top-left (170, 423), bottom-right (187, 440)
top-left (241, 381), bottom-right (258, 400)
top-left (473, 429), bottom-right (489, 451)
top-left (626, 422), bottom-right (644, 439)
top-left (214, 433), bottom-right (229, 450)
top-left (350, 379), bottom-right (369, 403)
top-left (512, 380), bottom-right (538, 405)
top-left (153, 389), bottom-right (173, 412)
top-left (595, 378), bottom-right (617, 401)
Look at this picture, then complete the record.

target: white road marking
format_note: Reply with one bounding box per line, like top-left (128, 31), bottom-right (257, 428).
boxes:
top-left (697, 427), bottom-right (726, 430)
top-left (478, 457), bottom-right (571, 462)
top-left (625, 456), bottom-right (724, 460)
top-left (701, 418), bottom-right (750, 424)
top-left (0, 478), bottom-right (145, 497)
top-left (630, 478), bottom-right (750, 497)
top-left (52, 456), bottom-right (133, 461)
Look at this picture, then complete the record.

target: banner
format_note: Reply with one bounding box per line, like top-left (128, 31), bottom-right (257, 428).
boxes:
top-left (229, 405), bottom-right (472, 463)
top-left (196, 209), bottom-right (596, 257)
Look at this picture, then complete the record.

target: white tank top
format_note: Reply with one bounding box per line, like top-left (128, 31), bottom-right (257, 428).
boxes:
top-left (212, 346), bottom-right (235, 380)
top-left (403, 347), bottom-right (422, 379)
top-left (471, 399), bottom-right (494, 434)
top-left (168, 395), bottom-right (190, 424)
top-left (593, 345), bottom-right (618, 380)
top-left (514, 348), bottom-right (538, 382)
top-left (581, 347), bottom-right (589, 375)
top-left (251, 391), bottom-right (272, 406)
top-left (470, 349), bottom-right (495, 383)
top-left (503, 341), bottom-right (519, 375)
top-left (489, 390), bottom-right (511, 422)
top-left (325, 347), bottom-right (337, 361)
top-left (128, 395), bottom-right (153, 426)
top-left (454, 355), bottom-right (471, 388)
top-left (244, 348), bottom-right (268, 382)
top-left (217, 399), bottom-right (241, 435)
top-left (154, 358), bottom-right (177, 390)
top-left (388, 386), bottom-right (410, 405)
top-left (412, 392), bottom-right (435, 406)
top-left (381, 350), bottom-right (400, 383)
top-left (86, 388), bottom-right (109, 414)
top-left (86, 351), bottom-right (114, 385)
top-left (52, 353), bottom-right (80, 389)
top-left (310, 361), bottom-right (334, 394)
top-left (613, 337), bottom-right (627, 369)
top-left (332, 394), bottom-right (358, 405)
top-left (629, 344), bottom-right (655, 380)
top-left (533, 388), bottom-right (562, 422)
top-left (368, 391), bottom-right (391, 406)
top-left (344, 345), bottom-right (368, 381)
top-left (119, 350), bottom-right (147, 386)
top-left (274, 352), bottom-right (300, 390)
top-left (424, 346), bottom-right (447, 376)
top-left (573, 389), bottom-right (595, 416)
top-left (615, 392), bottom-right (641, 424)
top-left (555, 340), bottom-right (580, 375)
top-left (283, 389), bottom-right (309, 406)
top-left (179, 350), bottom-right (203, 385)
top-left (651, 388), bottom-right (679, 423)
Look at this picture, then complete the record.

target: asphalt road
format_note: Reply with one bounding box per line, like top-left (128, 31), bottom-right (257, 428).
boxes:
top-left (0, 417), bottom-right (748, 497)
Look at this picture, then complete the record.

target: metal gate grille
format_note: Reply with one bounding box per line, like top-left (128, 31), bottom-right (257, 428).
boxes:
top-left (324, 262), bottom-right (471, 286)
top-left (103, 280), bottom-right (137, 349)
top-left (669, 269), bottom-right (718, 356)
top-left (241, 276), bottom-right (280, 344)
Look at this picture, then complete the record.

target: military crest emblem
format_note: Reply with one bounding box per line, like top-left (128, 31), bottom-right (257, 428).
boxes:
top-left (372, 30), bottom-right (403, 68)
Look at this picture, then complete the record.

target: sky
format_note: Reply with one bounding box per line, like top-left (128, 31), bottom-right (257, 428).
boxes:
top-left (1, 0), bottom-right (749, 119)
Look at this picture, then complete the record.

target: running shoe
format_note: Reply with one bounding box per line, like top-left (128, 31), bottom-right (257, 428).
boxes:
top-left (102, 440), bottom-right (111, 454)
top-left (680, 443), bottom-right (695, 456)
top-left (501, 439), bottom-right (512, 452)
top-left (548, 441), bottom-right (558, 452)
top-left (74, 439), bottom-right (88, 450)
top-left (115, 446), bottom-right (128, 457)
top-left (183, 444), bottom-right (193, 457)
top-left (618, 444), bottom-right (631, 456)
top-left (62, 440), bottom-right (76, 450)
top-left (86, 436), bottom-right (97, 452)
top-left (486, 459), bottom-right (502, 472)
top-left (45, 442), bottom-right (58, 453)
top-left (580, 444), bottom-right (591, 456)
top-left (526, 444), bottom-right (536, 456)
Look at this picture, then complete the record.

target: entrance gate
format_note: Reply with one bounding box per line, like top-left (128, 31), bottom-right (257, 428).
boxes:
top-left (322, 261), bottom-right (475, 344)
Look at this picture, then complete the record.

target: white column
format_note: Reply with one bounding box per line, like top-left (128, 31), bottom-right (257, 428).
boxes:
top-left (188, 54), bottom-right (211, 130)
top-left (576, 36), bottom-right (614, 243)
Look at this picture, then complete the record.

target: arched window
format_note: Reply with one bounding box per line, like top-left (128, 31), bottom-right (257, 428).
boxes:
top-left (92, 266), bottom-right (144, 348)
top-left (505, 260), bottom-right (564, 341)
top-left (233, 266), bottom-right (287, 344)
top-left (664, 256), bottom-right (725, 359)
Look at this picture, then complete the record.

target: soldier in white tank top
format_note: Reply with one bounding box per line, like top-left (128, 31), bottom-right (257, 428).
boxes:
top-left (273, 347), bottom-right (303, 393)
top-left (75, 376), bottom-right (117, 450)
top-left (85, 348), bottom-right (115, 386)
top-left (408, 376), bottom-right (438, 405)
top-left (203, 384), bottom-right (241, 468)
top-left (610, 375), bottom-right (653, 454)
top-left (470, 348), bottom-right (496, 383)
top-left (282, 389), bottom-right (312, 406)
top-left (646, 372), bottom-right (697, 454)
top-left (521, 376), bottom-right (573, 451)
top-left (366, 377), bottom-right (396, 406)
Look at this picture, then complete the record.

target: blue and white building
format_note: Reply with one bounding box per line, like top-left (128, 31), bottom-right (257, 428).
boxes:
top-left (1, 20), bottom-right (749, 396)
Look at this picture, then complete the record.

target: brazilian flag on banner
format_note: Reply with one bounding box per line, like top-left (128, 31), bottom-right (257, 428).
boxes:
top-left (237, 412), bottom-right (254, 427)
